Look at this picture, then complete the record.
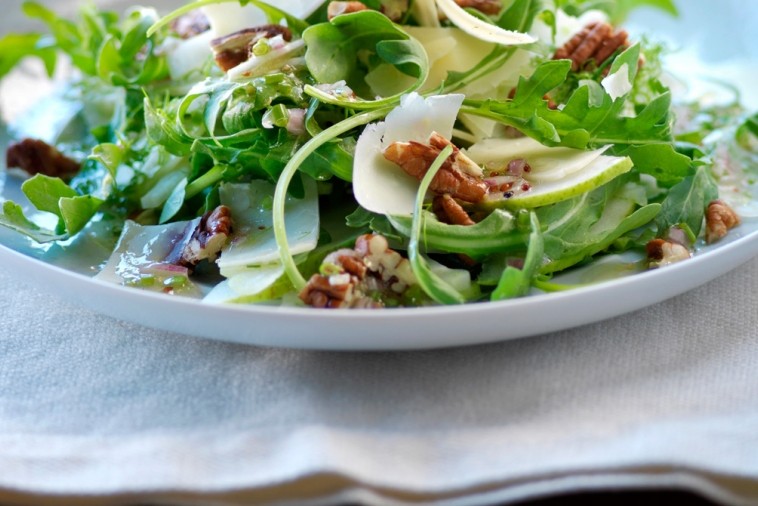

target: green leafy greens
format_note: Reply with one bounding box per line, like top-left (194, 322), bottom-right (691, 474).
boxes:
top-left (0, 0), bottom-right (750, 309)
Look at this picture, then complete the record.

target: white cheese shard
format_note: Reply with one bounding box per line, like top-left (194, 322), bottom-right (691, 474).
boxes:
top-left (601, 63), bottom-right (633, 101)
top-left (202, 0), bottom-right (322, 37)
top-left (216, 179), bottom-right (319, 276)
top-left (165, 31), bottom-right (215, 82)
top-left (434, 0), bottom-right (536, 46)
top-left (352, 93), bottom-right (464, 216)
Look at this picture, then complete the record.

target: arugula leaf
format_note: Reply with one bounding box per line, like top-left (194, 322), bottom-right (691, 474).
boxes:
top-left (655, 165), bottom-right (718, 239)
top-left (555, 0), bottom-right (678, 23)
top-left (303, 10), bottom-right (428, 107)
top-left (144, 96), bottom-right (193, 156)
top-left (147, 0), bottom-right (309, 38)
top-left (389, 209), bottom-right (529, 256)
top-left (461, 51), bottom-right (672, 149)
top-left (605, 0), bottom-right (678, 24)
top-left (612, 144), bottom-right (694, 187)
top-left (408, 144), bottom-right (468, 305)
top-left (0, 32), bottom-right (56, 80)
top-left (442, 0), bottom-right (540, 93)
top-left (159, 178), bottom-right (188, 224)
top-left (23, 2), bottom-right (168, 86)
top-left (273, 107), bottom-right (392, 291)
top-left (491, 212), bottom-right (544, 300)
top-left (59, 195), bottom-right (105, 235)
top-left (303, 139), bottom-right (355, 182)
top-left (0, 201), bottom-right (66, 243)
top-left (21, 175), bottom-right (78, 218)
top-left (537, 178), bottom-right (660, 273)
top-left (738, 112), bottom-right (758, 139)
top-left (1, 175), bottom-right (104, 242)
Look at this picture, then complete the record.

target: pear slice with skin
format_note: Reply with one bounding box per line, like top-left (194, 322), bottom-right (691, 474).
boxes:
top-left (466, 136), bottom-right (633, 210)
top-left (478, 154), bottom-right (633, 210)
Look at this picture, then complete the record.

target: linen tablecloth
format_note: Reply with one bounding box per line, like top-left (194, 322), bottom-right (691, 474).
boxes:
top-left (3, 0), bottom-right (758, 504)
top-left (2, 256), bottom-right (758, 505)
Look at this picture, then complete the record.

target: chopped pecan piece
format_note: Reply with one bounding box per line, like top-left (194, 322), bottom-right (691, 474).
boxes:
top-left (383, 133), bottom-right (488, 203)
top-left (169, 10), bottom-right (210, 39)
top-left (300, 234), bottom-right (416, 309)
top-left (211, 25), bottom-right (293, 72)
top-left (705, 199), bottom-right (741, 244)
top-left (380, 0), bottom-right (409, 21)
top-left (553, 22), bottom-right (630, 72)
top-left (646, 238), bottom-right (691, 268)
top-left (454, 0), bottom-right (502, 16)
top-left (179, 205), bottom-right (233, 268)
top-left (5, 138), bottom-right (81, 179)
top-left (299, 273), bottom-right (356, 308)
top-left (327, 1), bottom-right (369, 19)
top-left (433, 194), bottom-right (475, 226)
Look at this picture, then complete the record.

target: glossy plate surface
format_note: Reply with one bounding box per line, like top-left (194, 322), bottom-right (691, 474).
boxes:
top-left (1, 0), bottom-right (757, 350)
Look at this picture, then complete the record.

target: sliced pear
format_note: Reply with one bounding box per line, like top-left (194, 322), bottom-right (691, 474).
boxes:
top-left (483, 155), bottom-right (633, 210)
top-left (466, 137), bottom-right (611, 183)
top-left (203, 264), bottom-right (287, 304)
top-left (467, 137), bottom-right (633, 209)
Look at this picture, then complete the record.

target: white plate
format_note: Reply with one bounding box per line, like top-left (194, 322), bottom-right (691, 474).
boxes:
top-left (1, 0), bottom-right (757, 350)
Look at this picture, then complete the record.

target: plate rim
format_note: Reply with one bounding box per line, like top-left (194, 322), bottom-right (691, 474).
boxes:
top-left (2, 219), bottom-right (757, 350)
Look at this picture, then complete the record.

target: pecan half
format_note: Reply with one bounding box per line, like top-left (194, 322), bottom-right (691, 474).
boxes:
top-left (433, 194), bottom-right (475, 226)
top-left (454, 0), bottom-right (502, 16)
top-left (327, 1), bottom-right (369, 20)
top-left (553, 22), bottom-right (629, 72)
top-left (705, 199), bottom-right (741, 244)
top-left (5, 138), bottom-right (81, 180)
top-left (646, 238), bottom-right (691, 268)
top-left (170, 10), bottom-right (210, 39)
top-left (300, 234), bottom-right (416, 309)
top-left (383, 133), bottom-right (488, 203)
top-left (211, 25), bottom-right (292, 72)
top-left (179, 205), bottom-right (233, 268)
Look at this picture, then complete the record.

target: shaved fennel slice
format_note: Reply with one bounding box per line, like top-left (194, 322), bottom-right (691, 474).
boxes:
top-left (217, 179), bottom-right (319, 275)
top-left (435, 0), bottom-right (536, 46)
top-left (352, 93), bottom-right (464, 216)
top-left (466, 137), bottom-right (611, 183)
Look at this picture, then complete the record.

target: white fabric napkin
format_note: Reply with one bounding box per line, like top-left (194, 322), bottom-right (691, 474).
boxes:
top-left (2, 256), bottom-right (758, 505)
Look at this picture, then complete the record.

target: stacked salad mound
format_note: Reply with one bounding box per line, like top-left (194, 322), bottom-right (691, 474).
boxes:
top-left (0, 0), bottom-right (754, 308)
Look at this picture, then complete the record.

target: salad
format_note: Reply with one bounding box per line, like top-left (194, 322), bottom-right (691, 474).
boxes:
top-left (0, 0), bottom-right (755, 309)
